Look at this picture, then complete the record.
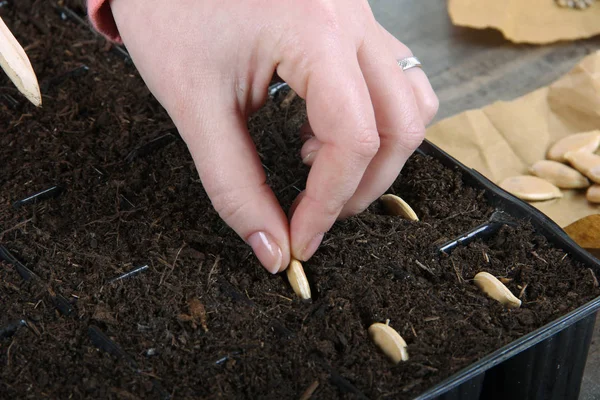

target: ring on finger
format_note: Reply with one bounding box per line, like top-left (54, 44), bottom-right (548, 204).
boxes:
top-left (397, 56), bottom-right (422, 72)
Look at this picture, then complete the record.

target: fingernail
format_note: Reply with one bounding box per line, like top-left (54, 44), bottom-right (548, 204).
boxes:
top-left (247, 231), bottom-right (282, 274)
top-left (302, 152), bottom-right (317, 166)
top-left (300, 232), bottom-right (324, 261)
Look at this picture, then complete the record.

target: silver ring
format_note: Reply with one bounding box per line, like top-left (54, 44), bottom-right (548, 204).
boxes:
top-left (397, 56), bottom-right (422, 71)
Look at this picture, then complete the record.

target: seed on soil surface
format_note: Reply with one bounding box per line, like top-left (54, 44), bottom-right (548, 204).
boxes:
top-left (286, 259), bottom-right (311, 300)
top-left (380, 194), bottom-right (419, 221)
top-left (12, 185), bottom-right (64, 208)
top-left (473, 272), bottom-right (522, 309)
top-left (499, 176), bottom-right (562, 201)
top-left (587, 185), bottom-right (600, 203)
top-left (547, 131), bottom-right (600, 162)
top-left (564, 151), bottom-right (600, 184)
top-left (368, 321), bottom-right (409, 364)
top-left (529, 160), bottom-right (590, 189)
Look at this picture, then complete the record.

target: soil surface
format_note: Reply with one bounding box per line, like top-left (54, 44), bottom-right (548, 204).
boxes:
top-left (1, 2), bottom-right (599, 399)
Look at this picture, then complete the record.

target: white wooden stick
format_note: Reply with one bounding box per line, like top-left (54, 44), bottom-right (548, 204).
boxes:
top-left (0, 16), bottom-right (41, 107)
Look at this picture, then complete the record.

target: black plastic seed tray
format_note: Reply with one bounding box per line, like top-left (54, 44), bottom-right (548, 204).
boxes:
top-left (414, 140), bottom-right (600, 400)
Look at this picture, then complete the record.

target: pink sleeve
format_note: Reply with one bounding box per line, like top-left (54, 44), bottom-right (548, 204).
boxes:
top-left (87, 0), bottom-right (122, 43)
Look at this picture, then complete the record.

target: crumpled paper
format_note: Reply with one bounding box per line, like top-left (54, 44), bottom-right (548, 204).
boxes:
top-left (426, 50), bottom-right (600, 228)
top-left (448, 0), bottom-right (600, 44)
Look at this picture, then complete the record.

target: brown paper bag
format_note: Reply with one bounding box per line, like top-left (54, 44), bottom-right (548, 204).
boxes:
top-left (449, 0), bottom-right (600, 44)
top-left (426, 51), bottom-right (600, 227)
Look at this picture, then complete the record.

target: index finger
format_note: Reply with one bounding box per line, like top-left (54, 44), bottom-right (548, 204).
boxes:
top-left (287, 54), bottom-right (379, 261)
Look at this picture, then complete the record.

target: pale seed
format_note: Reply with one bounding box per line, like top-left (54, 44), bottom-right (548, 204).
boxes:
top-left (368, 321), bottom-right (409, 364)
top-left (474, 272), bottom-right (522, 309)
top-left (587, 184), bottom-right (600, 203)
top-left (529, 160), bottom-right (590, 189)
top-left (547, 132), bottom-right (600, 162)
top-left (564, 151), bottom-right (600, 184)
top-left (499, 176), bottom-right (562, 201)
top-left (380, 194), bottom-right (419, 221)
top-left (286, 259), bottom-right (311, 300)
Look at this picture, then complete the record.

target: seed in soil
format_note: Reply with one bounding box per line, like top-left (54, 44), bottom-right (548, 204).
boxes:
top-left (499, 175), bottom-right (562, 201)
top-left (12, 185), bottom-right (64, 208)
top-left (529, 160), bottom-right (590, 189)
top-left (380, 194), bottom-right (419, 221)
top-left (437, 210), bottom-right (515, 255)
top-left (48, 288), bottom-right (74, 316)
top-left (587, 184), bottom-right (600, 203)
top-left (368, 321), bottom-right (409, 364)
top-left (0, 245), bottom-right (39, 281)
top-left (564, 151), bottom-right (600, 184)
top-left (547, 131), bottom-right (600, 162)
top-left (286, 259), bottom-right (312, 300)
top-left (474, 272), bottom-right (522, 309)
top-left (108, 264), bottom-right (149, 284)
top-left (0, 319), bottom-right (26, 339)
top-left (88, 325), bottom-right (139, 370)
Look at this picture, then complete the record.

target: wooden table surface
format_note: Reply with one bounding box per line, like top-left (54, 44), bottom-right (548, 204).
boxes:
top-left (370, 2), bottom-right (600, 399)
top-left (370, 0), bottom-right (600, 122)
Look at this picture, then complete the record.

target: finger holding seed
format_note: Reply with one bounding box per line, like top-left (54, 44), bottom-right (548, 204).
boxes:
top-left (529, 160), bottom-right (590, 189)
top-left (287, 259), bottom-right (312, 300)
top-left (474, 271), bottom-right (521, 309)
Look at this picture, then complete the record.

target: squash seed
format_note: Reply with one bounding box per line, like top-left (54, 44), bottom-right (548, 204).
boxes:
top-left (564, 151), bottom-right (600, 184)
top-left (587, 184), bottom-right (600, 204)
top-left (529, 160), bottom-right (590, 189)
top-left (547, 132), bottom-right (600, 162)
top-left (499, 176), bottom-right (562, 201)
top-left (287, 259), bottom-right (311, 300)
top-left (474, 272), bottom-right (522, 309)
top-left (368, 321), bottom-right (409, 364)
top-left (380, 194), bottom-right (419, 221)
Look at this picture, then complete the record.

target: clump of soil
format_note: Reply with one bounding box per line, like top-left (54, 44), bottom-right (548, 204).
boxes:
top-left (1, 2), bottom-right (599, 399)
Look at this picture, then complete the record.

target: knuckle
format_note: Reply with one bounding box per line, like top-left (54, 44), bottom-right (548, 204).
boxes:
top-left (398, 128), bottom-right (427, 152)
top-left (347, 127), bottom-right (380, 159)
top-left (211, 182), bottom-right (269, 223)
top-left (422, 93), bottom-right (440, 124)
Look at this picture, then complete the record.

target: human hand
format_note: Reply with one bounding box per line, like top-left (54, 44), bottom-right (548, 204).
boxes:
top-left (109, 0), bottom-right (438, 274)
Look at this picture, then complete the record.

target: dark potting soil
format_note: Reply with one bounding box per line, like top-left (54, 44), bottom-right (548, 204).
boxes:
top-left (1, 2), bottom-right (599, 399)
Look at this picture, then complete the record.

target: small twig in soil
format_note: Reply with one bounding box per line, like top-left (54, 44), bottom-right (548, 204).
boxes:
top-left (437, 210), bottom-right (516, 255)
top-left (299, 380), bottom-right (320, 400)
top-left (109, 265), bottom-right (149, 284)
top-left (264, 292), bottom-right (293, 302)
top-left (519, 284), bottom-right (528, 299)
top-left (125, 131), bottom-right (178, 163)
top-left (12, 185), bottom-right (64, 208)
top-left (588, 268), bottom-right (599, 288)
top-left (206, 255), bottom-right (221, 291)
top-left (531, 251), bottom-right (548, 264)
top-left (0, 218), bottom-right (33, 238)
top-left (410, 323), bottom-right (418, 337)
top-left (451, 259), bottom-right (463, 283)
top-left (0, 320), bottom-right (26, 339)
top-left (415, 260), bottom-right (435, 276)
top-left (0, 245), bottom-right (39, 281)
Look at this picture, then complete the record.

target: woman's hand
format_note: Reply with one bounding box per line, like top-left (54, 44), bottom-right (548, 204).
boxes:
top-left (109, 0), bottom-right (438, 274)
